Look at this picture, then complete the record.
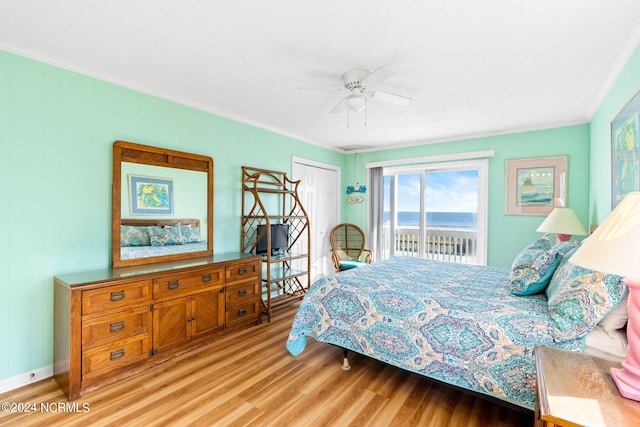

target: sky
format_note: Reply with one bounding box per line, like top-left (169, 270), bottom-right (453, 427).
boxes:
top-left (384, 169), bottom-right (478, 212)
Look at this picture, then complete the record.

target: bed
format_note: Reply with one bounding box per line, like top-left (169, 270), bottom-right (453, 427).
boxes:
top-left (120, 219), bottom-right (207, 260)
top-left (286, 237), bottom-right (627, 410)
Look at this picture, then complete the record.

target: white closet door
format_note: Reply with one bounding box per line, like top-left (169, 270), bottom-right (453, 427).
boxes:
top-left (292, 159), bottom-right (340, 283)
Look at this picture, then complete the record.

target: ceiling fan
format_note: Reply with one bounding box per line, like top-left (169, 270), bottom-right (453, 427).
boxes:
top-left (299, 67), bottom-right (412, 115)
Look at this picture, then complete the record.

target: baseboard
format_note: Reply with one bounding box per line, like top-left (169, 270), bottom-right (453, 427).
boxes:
top-left (0, 365), bottom-right (53, 394)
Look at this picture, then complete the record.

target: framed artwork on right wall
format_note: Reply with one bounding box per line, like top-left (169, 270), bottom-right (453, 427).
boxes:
top-left (611, 88), bottom-right (640, 208)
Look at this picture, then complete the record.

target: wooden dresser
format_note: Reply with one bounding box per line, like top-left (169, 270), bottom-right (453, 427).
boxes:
top-left (54, 253), bottom-right (261, 400)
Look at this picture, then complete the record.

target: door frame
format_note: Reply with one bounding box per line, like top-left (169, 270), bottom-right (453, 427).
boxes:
top-left (292, 157), bottom-right (341, 280)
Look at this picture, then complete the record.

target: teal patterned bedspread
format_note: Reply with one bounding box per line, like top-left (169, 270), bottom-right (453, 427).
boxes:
top-left (120, 241), bottom-right (208, 260)
top-left (286, 257), bottom-right (583, 410)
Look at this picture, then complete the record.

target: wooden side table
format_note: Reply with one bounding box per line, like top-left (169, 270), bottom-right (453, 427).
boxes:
top-left (535, 345), bottom-right (640, 427)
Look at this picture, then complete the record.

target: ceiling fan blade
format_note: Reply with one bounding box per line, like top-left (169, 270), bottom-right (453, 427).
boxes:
top-left (297, 85), bottom-right (344, 92)
top-left (360, 67), bottom-right (394, 87)
top-left (371, 90), bottom-right (412, 106)
top-left (329, 98), bottom-right (348, 114)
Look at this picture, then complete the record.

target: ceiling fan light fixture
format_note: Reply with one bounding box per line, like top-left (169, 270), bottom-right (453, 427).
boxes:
top-left (347, 94), bottom-right (366, 112)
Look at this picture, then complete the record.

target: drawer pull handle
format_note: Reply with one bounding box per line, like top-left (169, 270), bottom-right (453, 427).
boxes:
top-left (110, 349), bottom-right (125, 361)
top-left (188, 316), bottom-right (197, 321)
top-left (239, 268), bottom-right (247, 275)
top-left (168, 280), bottom-right (180, 290)
top-left (110, 291), bottom-right (125, 302)
top-left (238, 308), bottom-right (247, 317)
top-left (202, 274), bottom-right (212, 282)
top-left (110, 321), bottom-right (125, 333)
top-left (238, 289), bottom-right (247, 297)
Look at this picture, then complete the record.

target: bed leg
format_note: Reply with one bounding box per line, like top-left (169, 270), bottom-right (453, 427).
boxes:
top-left (341, 349), bottom-right (351, 371)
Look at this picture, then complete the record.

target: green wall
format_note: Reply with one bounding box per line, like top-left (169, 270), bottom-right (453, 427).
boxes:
top-left (346, 125), bottom-right (591, 268)
top-left (589, 42), bottom-right (640, 224)
top-left (0, 50), bottom-right (345, 381)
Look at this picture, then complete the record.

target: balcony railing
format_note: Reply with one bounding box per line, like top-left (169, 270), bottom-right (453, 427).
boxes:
top-left (382, 226), bottom-right (478, 265)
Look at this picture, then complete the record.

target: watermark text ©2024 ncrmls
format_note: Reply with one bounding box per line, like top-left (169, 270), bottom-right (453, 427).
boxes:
top-left (2, 401), bottom-right (90, 413)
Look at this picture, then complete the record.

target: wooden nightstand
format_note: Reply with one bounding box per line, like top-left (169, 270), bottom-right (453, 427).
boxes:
top-left (535, 345), bottom-right (640, 427)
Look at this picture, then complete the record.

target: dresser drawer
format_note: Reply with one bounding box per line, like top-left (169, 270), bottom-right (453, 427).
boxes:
top-left (82, 280), bottom-right (151, 316)
top-left (81, 335), bottom-right (149, 381)
top-left (226, 281), bottom-right (260, 304)
top-left (226, 299), bottom-right (260, 329)
top-left (225, 261), bottom-right (259, 283)
top-left (153, 268), bottom-right (224, 299)
top-left (82, 307), bottom-right (150, 350)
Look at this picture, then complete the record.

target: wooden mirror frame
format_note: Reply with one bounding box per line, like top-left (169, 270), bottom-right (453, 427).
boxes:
top-left (112, 140), bottom-right (214, 268)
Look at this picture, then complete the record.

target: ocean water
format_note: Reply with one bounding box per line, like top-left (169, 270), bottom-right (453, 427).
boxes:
top-left (383, 211), bottom-right (477, 229)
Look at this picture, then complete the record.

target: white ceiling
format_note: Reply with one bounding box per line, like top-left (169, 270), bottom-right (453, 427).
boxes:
top-left (2, 1), bottom-right (640, 153)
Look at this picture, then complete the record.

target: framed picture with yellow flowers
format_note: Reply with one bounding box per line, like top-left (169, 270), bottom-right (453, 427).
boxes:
top-left (129, 175), bottom-right (174, 215)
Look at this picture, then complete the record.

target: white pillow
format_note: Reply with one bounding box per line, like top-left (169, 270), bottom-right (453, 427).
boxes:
top-left (599, 288), bottom-right (629, 331)
top-left (585, 325), bottom-right (627, 361)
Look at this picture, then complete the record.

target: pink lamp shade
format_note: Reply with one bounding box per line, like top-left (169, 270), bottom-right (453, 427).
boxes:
top-left (536, 207), bottom-right (588, 243)
top-left (570, 192), bottom-right (640, 401)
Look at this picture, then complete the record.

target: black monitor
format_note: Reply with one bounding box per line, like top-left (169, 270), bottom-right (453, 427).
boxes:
top-left (256, 224), bottom-right (289, 255)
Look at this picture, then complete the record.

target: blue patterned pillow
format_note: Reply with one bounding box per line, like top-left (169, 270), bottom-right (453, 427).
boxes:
top-left (546, 246), bottom-right (626, 341)
top-left (545, 242), bottom-right (581, 299)
top-left (147, 225), bottom-right (186, 246)
top-left (510, 235), bottom-right (560, 296)
top-left (121, 225), bottom-right (151, 247)
top-left (551, 239), bottom-right (581, 258)
top-left (180, 224), bottom-right (201, 243)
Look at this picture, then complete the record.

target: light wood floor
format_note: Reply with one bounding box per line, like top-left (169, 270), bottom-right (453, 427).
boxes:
top-left (0, 304), bottom-right (533, 427)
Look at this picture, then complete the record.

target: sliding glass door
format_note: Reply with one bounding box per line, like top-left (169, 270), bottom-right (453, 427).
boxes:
top-left (382, 160), bottom-right (487, 265)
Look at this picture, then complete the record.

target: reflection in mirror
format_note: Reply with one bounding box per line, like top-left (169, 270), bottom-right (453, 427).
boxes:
top-left (112, 141), bottom-right (213, 268)
top-left (120, 162), bottom-right (208, 262)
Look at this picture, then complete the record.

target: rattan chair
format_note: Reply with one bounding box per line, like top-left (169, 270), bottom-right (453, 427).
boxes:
top-left (329, 223), bottom-right (373, 272)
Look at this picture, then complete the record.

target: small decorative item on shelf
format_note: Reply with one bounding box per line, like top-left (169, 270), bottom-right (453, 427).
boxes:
top-left (346, 183), bottom-right (366, 204)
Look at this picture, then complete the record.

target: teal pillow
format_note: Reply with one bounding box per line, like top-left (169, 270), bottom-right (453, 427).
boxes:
top-left (148, 225), bottom-right (186, 246)
top-left (339, 260), bottom-right (366, 271)
top-left (121, 225), bottom-right (151, 247)
top-left (510, 235), bottom-right (560, 296)
top-left (546, 246), bottom-right (626, 342)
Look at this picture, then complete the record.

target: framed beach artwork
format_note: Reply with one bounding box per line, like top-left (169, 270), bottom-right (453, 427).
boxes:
top-left (505, 156), bottom-right (567, 216)
top-left (611, 88), bottom-right (640, 208)
top-left (129, 175), bottom-right (174, 215)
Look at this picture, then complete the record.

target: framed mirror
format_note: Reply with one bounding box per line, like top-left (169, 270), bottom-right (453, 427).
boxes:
top-left (112, 140), bottom-right (213, 268)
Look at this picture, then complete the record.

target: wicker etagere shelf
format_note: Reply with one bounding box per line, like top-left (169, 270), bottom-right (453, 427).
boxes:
top-left (241, 166), bottom-right (311, 321)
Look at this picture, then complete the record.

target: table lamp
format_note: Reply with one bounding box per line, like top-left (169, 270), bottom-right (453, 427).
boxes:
top-left (536, 207), bottom-right (588, 243)
top-left (570, 192), bottom-right (640, 401)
